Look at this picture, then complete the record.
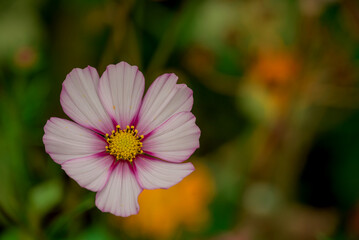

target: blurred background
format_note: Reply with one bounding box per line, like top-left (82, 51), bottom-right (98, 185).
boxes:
top-left (1, 0), bottom-right (359, 239)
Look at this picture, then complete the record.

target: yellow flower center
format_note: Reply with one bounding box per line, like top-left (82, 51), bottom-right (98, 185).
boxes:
top-left (105, 125), bottom-right (144, 163)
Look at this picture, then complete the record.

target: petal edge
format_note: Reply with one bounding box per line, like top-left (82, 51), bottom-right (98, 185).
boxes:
top-left (98, 62), bottom-right (145, 128)
top-left (135, 156), bottom-right (195, 190)
top-left (60, 66), bottom-right (114, 134)
top-left (43, 117), bottom-right (106, 164)
top-left (142, 111), bottom-right (200, 163)
top-left (136, 73), bottom-right (193, 135)
top-left (62, 154), bottom-right (114, 192)
top-left (95, 161), bottom-right (142, 217)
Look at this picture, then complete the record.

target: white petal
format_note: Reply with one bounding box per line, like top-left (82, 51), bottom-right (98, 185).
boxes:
top-left (60, 66), bottom-right (114, 135)
top-left (95, 161), bottom-right (142, 217)
top-left (135, 156), bottom-right (194, 189)
top-left (136, 73), bottom-right (193, 135)
top-left (43, 117), bottom-right (107, 164)
top-left (98, 62), bottom-right (145, 128)
top-left (142, 112), bottom-right (200, 163)
top-left (62, 154), bottom-right (114, 192)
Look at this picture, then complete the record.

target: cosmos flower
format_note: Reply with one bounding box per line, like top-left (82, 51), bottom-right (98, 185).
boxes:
top-left (43, 62), bottom-right (200, 217)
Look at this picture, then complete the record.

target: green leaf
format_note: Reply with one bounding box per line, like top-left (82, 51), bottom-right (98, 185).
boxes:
top-left (28, 179), bottom-right (63, 217)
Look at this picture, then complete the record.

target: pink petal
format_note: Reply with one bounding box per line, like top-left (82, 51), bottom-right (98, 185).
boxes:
top-left (136, 73), bottom-right (193, 135)
top-left (60, 66), bottom-right (114, 135)
top-left (61, 154), bottom-right (114, 192)
top-left (43, 117), bottom-right (106, 164)
top-left (95, 161), bottom-right (142, 217)
top-left (142, 112), bottom-right (200, 163)
top-left (134, 155), bottom-right (195, 190)
top-left (98, 62), bottom-right (145, 128)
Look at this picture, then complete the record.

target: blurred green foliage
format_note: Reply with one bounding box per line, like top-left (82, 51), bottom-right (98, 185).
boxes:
top-left (1, 0), bottom-right (359, 239)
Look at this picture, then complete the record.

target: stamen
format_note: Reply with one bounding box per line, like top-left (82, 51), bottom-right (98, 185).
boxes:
top-left (105, 125), bottom-right (144, 163)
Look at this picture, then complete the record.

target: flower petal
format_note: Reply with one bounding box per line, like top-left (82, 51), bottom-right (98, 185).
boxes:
top-left (43, 117), bottom-right (106, 164)
top-left (61, 154), bottom-right (114, 192)
top-left (98, 62), bottom-right (145, 128)
top-left (134, 155), bottom-right (195, 189)
top-left (60, 66), bottom-right (114, 134)
top-left (95, 161), bottom-right (142, 217)
top-left (142, 112), bottom-right (200, 163)
top-left (136, 73), bottom-right (193, 135)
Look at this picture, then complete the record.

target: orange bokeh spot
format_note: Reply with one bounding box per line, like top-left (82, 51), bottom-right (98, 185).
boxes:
top-left (242, 49), bottom-right (301, 119)
top-left (110, 162), bottom-right (215, 239)
top-left (252, 50), bottom-right (299, 88)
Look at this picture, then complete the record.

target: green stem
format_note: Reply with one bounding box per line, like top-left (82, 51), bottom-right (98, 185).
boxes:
top-left (145, 0), bottom-right (204, 78)
top-left (48, 194), bottom-right (95, 236)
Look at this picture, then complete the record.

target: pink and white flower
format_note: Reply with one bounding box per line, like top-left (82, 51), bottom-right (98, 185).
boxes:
top-left (43, 62), bottom-right (200, 217)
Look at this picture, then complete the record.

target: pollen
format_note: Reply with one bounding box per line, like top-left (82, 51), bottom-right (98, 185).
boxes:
top-left (105, 125), bottom-right (144, 163)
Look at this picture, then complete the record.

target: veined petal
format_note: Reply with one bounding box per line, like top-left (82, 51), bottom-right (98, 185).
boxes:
top-left (142, 112), bottom-right (200, 163)
top-left (134, 155), bottom-right (195, 190)
top-left (95, 161), bottom-right (142, 217)
top-left (43, 117), bottom-right (106, 164)
top-left (136, 73), bottom-right (193, 135)
top-left (98, 62), bottom-right (145, 128)
top-left (62, 154), bottom-right (114, 192)
top-left (60, 66), bottom-right (114, 134)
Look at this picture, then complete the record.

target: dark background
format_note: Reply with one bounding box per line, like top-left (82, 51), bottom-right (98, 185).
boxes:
top-left (1, 0), bottom-right (359, 239)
